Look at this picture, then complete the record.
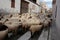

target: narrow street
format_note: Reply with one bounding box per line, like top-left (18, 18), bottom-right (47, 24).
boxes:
top-left (7, 26), bottom-right (51, 40)
top-left (0, 0), bottom-right (53, 40)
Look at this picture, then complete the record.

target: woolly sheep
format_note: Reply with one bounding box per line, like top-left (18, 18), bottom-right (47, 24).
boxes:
top-left (4, 21), bottom-right (20, 31)
top-left (0, 24), bottom-right (8, 40)
top-left (29, 25), bottom-right (42, 34)
top-left (0, 29), bottom-right (8, 40)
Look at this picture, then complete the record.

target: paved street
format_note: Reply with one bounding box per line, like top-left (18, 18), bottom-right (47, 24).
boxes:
top-left (7, 27), bottom-right (50, 40)
top-left (51, 20), bottom-right (60, 40)
top-left (5, 21), bottom-right (56, 40)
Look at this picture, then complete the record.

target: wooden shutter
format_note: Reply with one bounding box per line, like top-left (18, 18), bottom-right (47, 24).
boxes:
top-left (11, 0), bottom-right (15, 8)
top-left (29, 0), bottom-right (36, 3)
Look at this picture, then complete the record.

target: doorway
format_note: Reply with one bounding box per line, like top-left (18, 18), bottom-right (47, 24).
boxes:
top-left (20, 0), bottom-right (29, 13)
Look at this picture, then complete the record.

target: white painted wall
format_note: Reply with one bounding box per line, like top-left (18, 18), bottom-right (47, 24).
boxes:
top-left (56, 0), bottom-right (60, 37)
top-left (52, 4), bottom-right (56, 20)
top-left (25, 0), bottom-right (41, 13)
top-left (36, 0), bottom-right (40, 5)
top-left (52, 0), bottom-right (60, 40)
top-left (0, 0), bottom-right (21, 13)
top-left (29, 2), bottom-right (41, 13)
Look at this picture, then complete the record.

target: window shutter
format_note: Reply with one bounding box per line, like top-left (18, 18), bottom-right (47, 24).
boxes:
top-left (11, 0), bottom-right (15, 8)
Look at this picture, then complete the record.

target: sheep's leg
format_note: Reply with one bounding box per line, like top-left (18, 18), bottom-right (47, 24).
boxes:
top-left (4, 34), bottom-right (8, 40)
top-left (13, 30), bottom-right (16, 36)
top-left (31, 31), bottom-right (34, 36)
top-left (25, 28), bottom-right (26, 32)
top-left (12, 30), bottom-right (15, 37)
top-left (13, 28), bottom-right (18, 36)
top-left (31, 31), bottom-right (32, 36)
top-left (49, 22), bottom-right (52, 26)
top-left (30, 31), bottom-right (36, 38)
top-left (22, 27), bottom-right (25, 33)
top-left (14, 29), bottom-right (17, 35)
top-left (24, 25), bottom-right (28, 32)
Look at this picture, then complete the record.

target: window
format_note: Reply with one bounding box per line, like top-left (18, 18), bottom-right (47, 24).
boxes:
top-left (11, 0), bottom-right (15, 8)
top-left (53, 0), bottom-right (56, 4)
top-left (29, 0), bottom-right (36, 3)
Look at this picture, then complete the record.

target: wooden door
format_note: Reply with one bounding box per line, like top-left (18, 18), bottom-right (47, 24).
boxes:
top-left (20, 0), bottom-right (29, 13)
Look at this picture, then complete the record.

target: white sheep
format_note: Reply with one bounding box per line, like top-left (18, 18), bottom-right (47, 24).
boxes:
top-left (0, 29), bottom-right (8, 40)
top-left (29, 25), bottom-right (42, 35)
top-left (4, 21), bottom-right (20, 32)
top-left (0, 24), bottom-right (8, 40)
top-left (20, 13), bottom-right (43, 29)
top-left (45, 17), bottom-right (52, 23)
top-left (43, 20), bottom-right (49, 27)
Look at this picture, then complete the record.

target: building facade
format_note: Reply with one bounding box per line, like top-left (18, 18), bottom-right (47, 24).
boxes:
top-left (56, 0), bottom-right (60, 39)
top-left (27, 0), bottom-right (41, 13)
top-left (52, 0), bottom-right (60, 40)
top-left (0, 0), bottom-right (21, 13)
top-left (0, 0), bottom-right (41, 14)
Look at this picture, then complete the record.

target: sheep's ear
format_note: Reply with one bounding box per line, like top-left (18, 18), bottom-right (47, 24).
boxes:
top-left (39, 22), bottom-right (43, 25)
top-left (19, 20), bottom-right (21, 22)
top-left (10, 14), bottom-right (13, 18)
top-left (50, 18), bottom-right (52, 21)
top-left (19, 15), bottom-right (21, 18)
top-left (28, 16), bottom-right (32, 19)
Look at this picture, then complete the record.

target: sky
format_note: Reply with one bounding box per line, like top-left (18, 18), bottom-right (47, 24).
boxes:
top-left (40, 0), bottom-right (52, 8)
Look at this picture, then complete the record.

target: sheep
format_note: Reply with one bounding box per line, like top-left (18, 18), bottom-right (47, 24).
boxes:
top-left (20, 13), bottom-right (31, 29)
top-left (3, 14), bottom-right (12, 19)
top-left (4, 21), bottom-right (20, 35)
top-left (43, 17), bottom-right (52, 28)
top-left (43, 20), bottom-right (49, 27)
top-left (45, 13), bottom-right (52, 18)
top-left (26, 18), bottom-right (42, 25)
top-left (0, 18), bottom-right (9, 24)
top-left (0, 14), bottom-right (13, 24)
top-left (0, 23), bottom-right (8, 40)
top-left (21, 16), bottom-right (42, 29)
top-left (12, 13), bottom-right (19, 17)
top-left (1, 13), bottom-right (52, 35)
top-left (20, 19), bottom-right (30, 31)
top-left (21, 13), bottom-right (31, 20)
top-left (45, 17), bottom-right (52, 23)
top-left (20, 13), bottom-right (43, 30)
top-left (3, 13), bottom-right (22, 32)
top-left (30, 13), bottom-right (39, 17)
top-left (0, 29), bottom-right (8, 40)
top-left (29, 25), bottom-right (43, 35)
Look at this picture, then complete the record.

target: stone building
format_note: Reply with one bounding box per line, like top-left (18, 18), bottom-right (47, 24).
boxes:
top-left (0, 0), bottom-right (41, 14)
top-left (25, 0), bottom-right (41, 14)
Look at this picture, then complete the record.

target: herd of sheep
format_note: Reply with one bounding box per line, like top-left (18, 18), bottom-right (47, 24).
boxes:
top-left (0, 13), bottom-right (52, 40)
